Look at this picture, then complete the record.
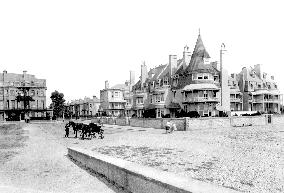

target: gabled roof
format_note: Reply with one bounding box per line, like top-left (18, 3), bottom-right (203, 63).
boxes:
top-left (148, 64), bottom-right (167, 81)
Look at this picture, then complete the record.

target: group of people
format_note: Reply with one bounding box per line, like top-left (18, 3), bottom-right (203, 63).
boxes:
top-left (165, 121), bottom-right (177, 134)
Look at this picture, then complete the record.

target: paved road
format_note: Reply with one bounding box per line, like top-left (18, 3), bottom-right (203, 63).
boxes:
top-left (0, 123), bottom-right (120, 193)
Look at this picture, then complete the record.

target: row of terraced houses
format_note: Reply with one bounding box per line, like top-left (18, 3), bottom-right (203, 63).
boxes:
top-left (98, 34), bottom-right (282, 118)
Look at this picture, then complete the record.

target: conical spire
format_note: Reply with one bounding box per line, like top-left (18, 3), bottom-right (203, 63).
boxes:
top-left (186, 33), bottom-right (211, 72)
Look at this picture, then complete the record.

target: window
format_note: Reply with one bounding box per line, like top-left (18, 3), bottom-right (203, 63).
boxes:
top-left (156, 95), bottom-right (161, 102)
top-left (173, 91), bottom-right (176, 98)
top-left (184, 105), bottom-right (188, 112)
top-left (198, 76), bottom-right (203, 79)
top-left (90, 104), bottom-right (92, 108)
top-left (30, 90), bottom-right (35, 96)
top-left (163, 77), bottom-right (169, 85)
top-left (157, 109), bottom-right (163, 118)
top-left (204, 75), bottom-right (208, 79)
top-left (203, 91), bottom-right (208, 99)
top-left (114, 91), bottom-right (119, 97)
top-left (214, 75), bottom-right (218, 81)
top-left (136, 97), bottom-right (143, 104)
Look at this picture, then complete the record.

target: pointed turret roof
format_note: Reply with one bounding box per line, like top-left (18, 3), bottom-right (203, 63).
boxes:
top-left (185, 34), bottom-right (213, 72)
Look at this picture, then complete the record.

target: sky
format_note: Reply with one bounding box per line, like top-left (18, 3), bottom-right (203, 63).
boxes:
top-left (1, 0), bottom-right (284, 105)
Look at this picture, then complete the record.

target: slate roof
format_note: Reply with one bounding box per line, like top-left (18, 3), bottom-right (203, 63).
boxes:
top-left (185, 34), bottom-right (217, 73)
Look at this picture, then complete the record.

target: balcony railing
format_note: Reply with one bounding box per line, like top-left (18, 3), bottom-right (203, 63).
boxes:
top-left (183, 97), bottom-right (219, 103)
top-left (125, 104), bottom-right (132, 109)
top-left (252, 98), bottom-right (280, 103)
top-left (230, 98), bottom-right (242, 103)
top-left (108, 106), bottom-right (125, 110)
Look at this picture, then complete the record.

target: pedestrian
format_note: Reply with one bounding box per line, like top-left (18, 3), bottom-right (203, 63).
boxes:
top-left (64, 124), bottom-right (69, 138)
top-left (165, 121), bottom-right (172, 134)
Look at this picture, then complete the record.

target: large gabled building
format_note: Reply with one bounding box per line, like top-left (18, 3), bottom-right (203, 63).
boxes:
top-left (0, 70), bottom-right (50, 121)
top-left (237, 64), bottom-right (282, 113)
top-left (130, 33), bottom-right (230, 118)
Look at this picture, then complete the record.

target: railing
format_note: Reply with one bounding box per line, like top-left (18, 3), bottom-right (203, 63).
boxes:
top-left (230, 98), bottom-right (242, 102)
top-left (109, 106), bottom-right (125, 110)
top-left (183, 97), bottom-right (219, 103)
top-left (125, 104), bottom-right (133, 109)
top-left (252, 99), bottom-right (280, 103)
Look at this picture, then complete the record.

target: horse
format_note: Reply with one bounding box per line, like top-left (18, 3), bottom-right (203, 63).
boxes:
top-left (88, 123), bottom-right (104, 139)
top-left (65, 121), bottom-right (104, 140)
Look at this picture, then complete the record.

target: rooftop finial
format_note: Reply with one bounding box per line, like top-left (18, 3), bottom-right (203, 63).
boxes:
top-left (198, 28), bottom-right (201, 36)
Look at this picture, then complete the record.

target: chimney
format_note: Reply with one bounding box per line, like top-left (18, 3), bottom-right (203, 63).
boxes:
top-left (169, 55), bottom-right (177, 76)
top-left (254, 64), bottom-right (262, 78)
top-left (105, 80), bottom-right (109, 89)
top-left (130, 70), bottom-right (135, 85)
top-left (141, 62), bottom-right (148, 86)
top-left (183, 45), bottom-right (191, 68)
top-left (3, 70), bottom-right (7, 74)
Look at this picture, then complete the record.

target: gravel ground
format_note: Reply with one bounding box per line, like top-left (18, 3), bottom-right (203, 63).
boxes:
top-left (1, 122), bottom-right (283, 193)
top-left (76, 122), bottom-right (283, 193)
top-left (0, 122), bottom-right (120, 193)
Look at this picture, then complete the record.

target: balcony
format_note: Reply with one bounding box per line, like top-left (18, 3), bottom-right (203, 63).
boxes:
top-left (108, 106), bottom-right (125, 110)
top-left (183, 97), bottom-right (219, 103)
top-left (109, 99), bottom-right (126, 103)
top-left (133, 103), bottom-right (144, 109)
top-left (125, 104), bottom-right (133, 109)
top-left (252, 98), bottom-right (280, 103)
top-left (230, 98), bottom-right (242, 103)
top-left (133, 90), bottom-right (146, 97)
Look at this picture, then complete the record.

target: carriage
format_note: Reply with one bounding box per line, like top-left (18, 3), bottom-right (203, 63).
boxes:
top-left (65, 121), bottom-right (104, 140)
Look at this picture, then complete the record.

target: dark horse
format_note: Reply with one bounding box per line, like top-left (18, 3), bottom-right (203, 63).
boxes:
top-left (65, 121), bottom-right (104, 140)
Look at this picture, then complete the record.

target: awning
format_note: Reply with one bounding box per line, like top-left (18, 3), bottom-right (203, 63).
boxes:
top-left (167, 102), bottom-right (181, 109)
top-left (182, 83), bottom-right (219, 91)
top-left (230, 89), bottom-right (243, 94)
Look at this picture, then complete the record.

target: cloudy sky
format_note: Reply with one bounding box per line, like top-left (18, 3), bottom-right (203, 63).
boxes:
top-left (0, 0), bottom-right (283, 105)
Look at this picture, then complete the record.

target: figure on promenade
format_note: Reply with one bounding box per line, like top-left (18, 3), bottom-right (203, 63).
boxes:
top-left (64, 123), bottom-right (70, 138)
top-left (165, 120), bottom-right (177, 134)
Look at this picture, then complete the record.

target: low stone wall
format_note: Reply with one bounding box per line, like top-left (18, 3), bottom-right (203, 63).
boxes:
top-left (91, 116), bottom-right (273, 130)
top-left (68, 147), bottom-right (240, 193)
top-left (186, 117), bottom-right (231, 130)
top-left (230, 116), bottom-right (266, 127)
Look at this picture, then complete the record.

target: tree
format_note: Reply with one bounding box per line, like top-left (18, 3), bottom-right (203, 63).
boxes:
top-left (50, 90), bottom-right (65, 118)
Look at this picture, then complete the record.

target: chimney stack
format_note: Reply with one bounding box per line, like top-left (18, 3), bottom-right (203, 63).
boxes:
top-left (183, 45), bottom-right (191, 69)
top-left (169, 55), bottom-right (177, 76)
top-left (105, 80), bottom-right (109, 89)
top-left (141, 62), bottom-right (148, 87)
